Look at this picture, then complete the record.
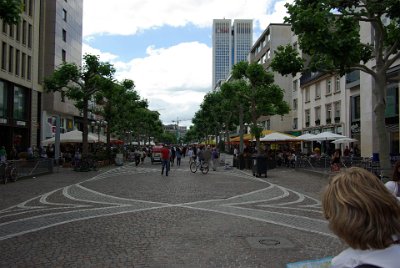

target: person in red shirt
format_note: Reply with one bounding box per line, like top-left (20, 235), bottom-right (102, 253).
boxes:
top-left (161, 144), bottom-right (170, 176)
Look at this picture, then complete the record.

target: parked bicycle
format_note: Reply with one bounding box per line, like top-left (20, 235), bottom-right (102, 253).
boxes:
top-left (190, 160), bottom-right (209, 174)
top-left (0, 161), bottom-right (18, 184)
top-left (74, 156), bottom-right (97, 172)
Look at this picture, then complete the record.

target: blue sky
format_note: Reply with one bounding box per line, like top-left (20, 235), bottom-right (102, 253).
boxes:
top-left (82, 0), bottom-right (292, 126)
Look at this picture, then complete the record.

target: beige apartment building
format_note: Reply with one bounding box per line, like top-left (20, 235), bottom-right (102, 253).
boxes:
top-left (0, 0), bottom-right (83, 155)
top-left (249, 23), bottom-right (293, 133)
top-left (248, 22), bottom-right (399, 157)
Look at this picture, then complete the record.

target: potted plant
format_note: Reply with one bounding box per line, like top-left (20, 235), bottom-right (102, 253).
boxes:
top-left (305, 122), bottom-right (310, 127)
top-left (326, 118), bottom-right (332, 124)
top-left (334, 116), bottom-right (340, 123)
top-left (315, 119), bottom-right (320, 125)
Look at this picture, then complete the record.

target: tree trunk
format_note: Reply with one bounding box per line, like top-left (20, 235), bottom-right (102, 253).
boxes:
top-left (239, 104), bottom-right (244, 153)
top-left (373, 73), bottom-right (391, 177)
top-left (82, 99), bottom-right (89, 157)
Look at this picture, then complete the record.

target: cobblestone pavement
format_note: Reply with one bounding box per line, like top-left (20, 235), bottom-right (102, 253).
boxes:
top-left (0, 154), bottom-right (345, 267)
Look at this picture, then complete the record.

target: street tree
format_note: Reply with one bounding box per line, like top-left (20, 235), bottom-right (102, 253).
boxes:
top-left (0, 0), bottom-right (22, 24)
top-left (219, 79), bottom-right (251, 153)
top-left (231, 61), bottom-right (290, 153)
top-left (271, 0), bottom-right (400, 175)
top-left (44, 54), bottom-right (115, 157)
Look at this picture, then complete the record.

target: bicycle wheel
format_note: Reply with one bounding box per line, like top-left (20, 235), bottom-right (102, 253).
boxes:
top-left (9, 167), bottom-right (17, 182)
top-left (190, 162), bottom-right (197, 173)
top-left (201, 162), bottom-right (209, 174)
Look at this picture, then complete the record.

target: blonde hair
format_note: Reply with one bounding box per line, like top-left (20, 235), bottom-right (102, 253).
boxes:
top-left (322, 167), bottom-right (400, 250)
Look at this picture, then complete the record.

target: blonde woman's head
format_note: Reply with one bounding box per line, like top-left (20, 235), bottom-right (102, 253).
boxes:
top-left (322, 167), bottom-right (400, 250)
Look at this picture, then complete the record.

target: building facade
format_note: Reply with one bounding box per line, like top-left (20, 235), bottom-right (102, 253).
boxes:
top-left (212, 19), bottom-right (252, 90)
top-left (249, 23), bottom-right (293, 133)
top-left (0, 0), bottom-right (42, 155)
top-left (41, 0), bottom-right (83, 140)
top-left (0, 0), bottom-right (83, 156)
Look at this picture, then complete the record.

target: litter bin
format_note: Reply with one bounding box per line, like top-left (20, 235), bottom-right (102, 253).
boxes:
top-left (252, 155), bottom-right (267, 178)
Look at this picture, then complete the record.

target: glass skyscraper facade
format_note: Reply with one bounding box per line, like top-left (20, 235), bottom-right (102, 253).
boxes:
top-left (212, 19), bottom-right (253, 90)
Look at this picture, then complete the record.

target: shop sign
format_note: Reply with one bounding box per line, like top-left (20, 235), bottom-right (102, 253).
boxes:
top-left (16, 121), bottom-right (26, 126)
top-left (0, 118), bottom-right (7, 124)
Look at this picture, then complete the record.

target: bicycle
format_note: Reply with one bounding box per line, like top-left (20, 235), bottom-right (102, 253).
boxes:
top-left (190, 160), bottom-right (209, 174)
top-left (74, 156), bottom-right (97, 172)
top-left (0, 161), bottom-right (18, 184)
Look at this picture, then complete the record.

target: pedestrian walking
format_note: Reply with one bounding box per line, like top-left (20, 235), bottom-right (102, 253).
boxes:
top-left (385, 160), bottom-right (400, 199)
top-left (322, 167), bottom-right (400, 268)
top-left (161, 144), bottom-right (170, 176)
top-left (176, 147), bottom-right (182, 166)
top-left (0, 146), bottom-right (7, 163)
top-left (211, 147), bottom-right (219, 171)
top-left (187, 147), bottom-right (194, 164)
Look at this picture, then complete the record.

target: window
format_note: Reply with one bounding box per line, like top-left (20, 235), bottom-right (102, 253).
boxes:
top-left (0, 81), bottom-right (7, 117)
top-left (15, 49), bottom-right (20, 76)
top-left (62, 9), bottom-right (67, 22)
top-left (267, 50), bottom-right (271, 59)
top-left (8, 45), bottom-right (13, 73)
top-left (266, 119), bottom-right (271, 130)
top-left (28, 24), bottom-right (32, 48)
top-left (22, 20), bottom-right (27, 45)
top-left (21, 52), bottom-right (26, 78)
top-left (315, 106), bottom-right (321, 120)
top-left (62, 49), bottom-right (66, 62)
top-left (62, 29), bottom-right (66, 42)
top-left (351, 95), bottom-right (360, 121)
top-left (293, 79), bottom-right (297, 91)
top-left (305, 87), bottom-right (310, 102)
top-left (9, 24), bottom-right (13, 38)
top-left (2, 21), bottom-right (7, 34)
top-left (305, 109), bottom-right (310, 125)
top-left (1, 42), bottom-right (6, 70)
top-left (315, 82), bottom-right (321, 99)
top-left (326, 104), bottom-right (332, 122)
top-left (28, 0), bottom-right (33, 16)
top-left (15, 21), bottom-right (20, 41)
top-left (293, 98), bottom-right (297, 110)
top-left (13, 86), bottom-right (28, 120)
top-left (335, 76), bottom-right (340, 92)
top-left (326, 79), bottom-right (332, 95)
top-left (293, 118), bottom-right (298, 129)
top-left (27, 55), bottom-right (31, 80)
top-left (334, 101), bottom-right (341, 119)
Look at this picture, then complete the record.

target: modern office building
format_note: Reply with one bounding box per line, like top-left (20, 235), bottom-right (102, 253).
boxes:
top-left (0, 0), bottom-right (83, 155)
top-left (41, 0), bottom-right (83, 140)
top-left (212, 19), bottom-right (252, 90)
top-left (0, 0), bottom-right (42, 154)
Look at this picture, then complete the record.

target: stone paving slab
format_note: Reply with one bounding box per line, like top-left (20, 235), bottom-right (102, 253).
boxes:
top-left (0, 155), bottom-right (346, 267)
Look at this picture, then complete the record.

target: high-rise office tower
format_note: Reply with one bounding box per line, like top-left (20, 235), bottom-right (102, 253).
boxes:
top-left (212, 19), bottom-right (253, 90)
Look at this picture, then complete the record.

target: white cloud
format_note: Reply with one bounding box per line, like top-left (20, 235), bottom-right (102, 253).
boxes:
top-left (82, 0), bottom-right (293, 127)
top-left (83, 0), bottom-right (291, 37)
top-left (83, 42), bottom-right (211, 126)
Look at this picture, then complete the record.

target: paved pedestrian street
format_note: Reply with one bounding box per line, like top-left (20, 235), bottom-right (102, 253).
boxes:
top-left (0, 157), bottom-right (345, 267)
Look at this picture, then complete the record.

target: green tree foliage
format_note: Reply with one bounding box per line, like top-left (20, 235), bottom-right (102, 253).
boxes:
top-left (44, 54), bottom-right (115, 156)
top-left (231, 62), bottom-right (290, 152)
top-left (0, 0), bottom-right (22, 24)
top-left (271, 0), bottom-right (400, 175)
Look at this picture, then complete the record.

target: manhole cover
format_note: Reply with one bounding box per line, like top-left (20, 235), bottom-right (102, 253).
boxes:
top-left (246, 237), bottom-right (294, 249)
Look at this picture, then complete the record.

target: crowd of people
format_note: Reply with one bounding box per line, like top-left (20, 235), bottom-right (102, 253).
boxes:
top-left (160, 144), bottom-right (220, 176)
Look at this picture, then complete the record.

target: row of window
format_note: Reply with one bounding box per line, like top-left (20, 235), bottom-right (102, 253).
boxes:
top-left (2, 19), bottom-right (33, 48)
top-left (1, 42), bottom-right (31, 80)
top-left (254, 33), bottom-right (271, 54)
top-left (304, 102), bottom-right (341, 125)
top-left (299, 76), bottom-right (341, 102)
